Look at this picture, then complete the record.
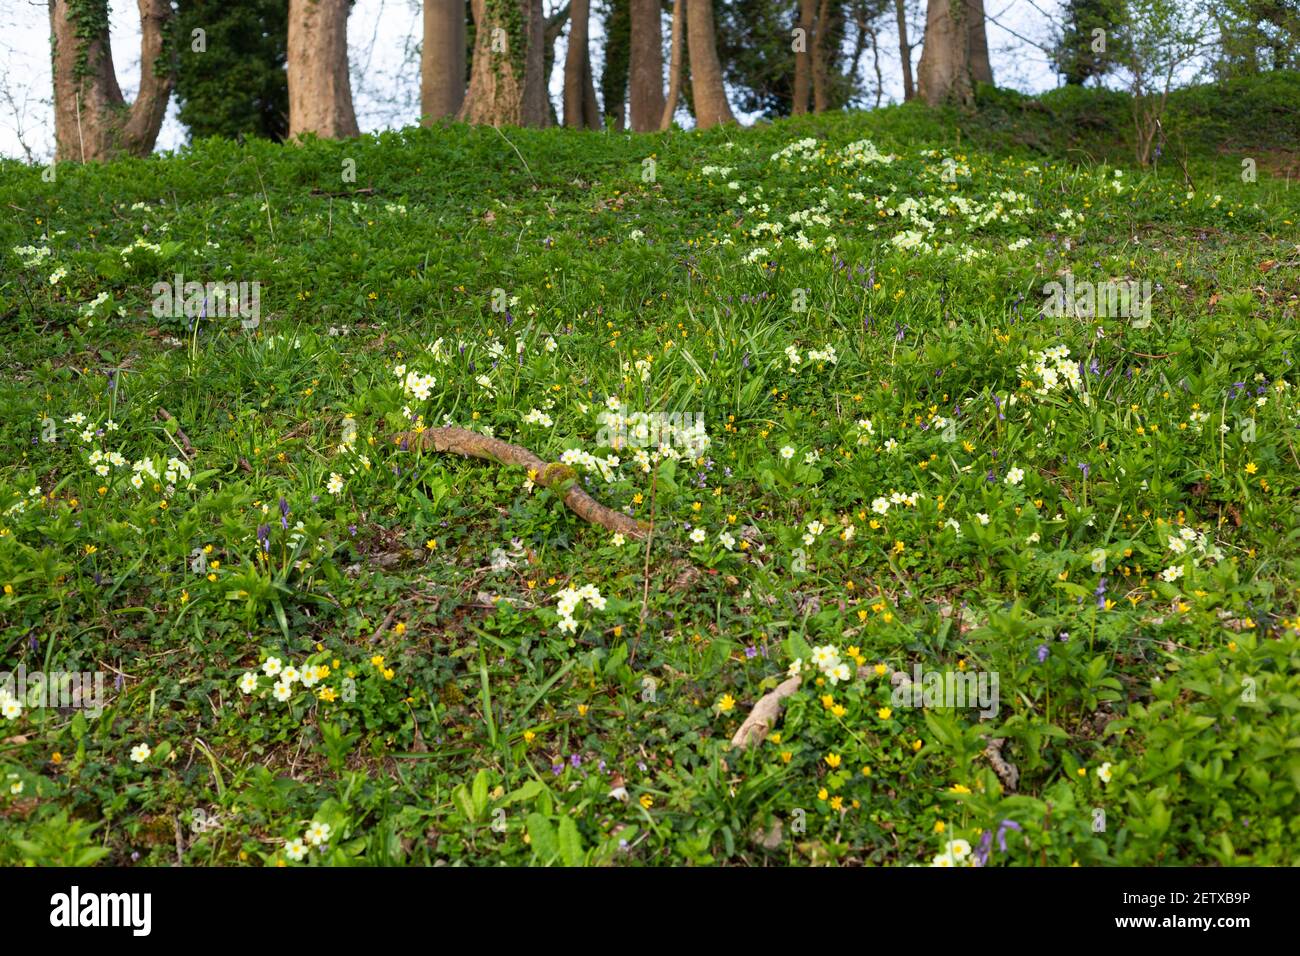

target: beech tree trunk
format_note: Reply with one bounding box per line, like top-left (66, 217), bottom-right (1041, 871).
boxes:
top-left (811, 0), bottom-right (831, 112)
top-left (564, 0), bottom-right (597, 127)
top-left (916, 0), bottom-right (993, 106)
top-left (686, 0), bottom-right (736, 128)
top-left (460, 0), bottom-right (548, 126)
top-left (895, 0), bottom-right (914, 101)
top-left (659, 0), bottom-right (685, 129)
top-left (582, 42), bottom-right (601, 128)
top-left (422, 0), bottom-right (466, 123)
top-left (966, 0), bottom-right (993, 85)
top-left (288, 0), bottom-right (360, 138)
top-left (793, 0), bottom-right (814, 115)
top-left (522, 0), bottom-right (548, 126)
top-left (49, 0), bottom-right (174, 162)
top-left (628, 0), bottom-right (664, 131)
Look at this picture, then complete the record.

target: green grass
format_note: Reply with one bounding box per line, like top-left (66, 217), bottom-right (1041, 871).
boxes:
top-left (1, 75), bottom-right (1298, 866)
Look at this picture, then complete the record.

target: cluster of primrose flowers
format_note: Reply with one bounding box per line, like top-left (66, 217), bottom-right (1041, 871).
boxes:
top-left (555, 584), bottom-right (606, 634)
top-left (240, 656), bottom-right (346, 704)
top-left (284, 820), bottom-right (333, 862)
top-left (787, 643), bottom-right (866, 685)
top-left (930, 838), bottom-right (975, 867)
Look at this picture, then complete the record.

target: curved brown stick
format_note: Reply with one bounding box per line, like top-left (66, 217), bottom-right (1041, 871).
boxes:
top-left (402, 427), bottom-right (650, 540)
top-left (731, 675), bottom-right (803, 749)
top-left (731, 666), bottom-right (911, 749)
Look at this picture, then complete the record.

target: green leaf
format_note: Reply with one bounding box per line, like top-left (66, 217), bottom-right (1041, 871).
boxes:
top-left (453, 784), bottom-right (477, 824)
top-left (557, 815), bottom-right (585, 867)
top-left (526, 813), bottom-right (558, 863)
top-left (471, 769), bottom-right (490, 820)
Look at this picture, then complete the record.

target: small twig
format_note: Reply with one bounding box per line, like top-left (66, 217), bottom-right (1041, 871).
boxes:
top-left (368, 606), bottom-right (399, 645)
top-left (252, 160), bottom-right (276, 242)
top-left (491, 126), bottom-right (538, 186)
top-left (156, 408), bottom-right (195, 460)
top-left (173, 816), bottom-right (185, 866)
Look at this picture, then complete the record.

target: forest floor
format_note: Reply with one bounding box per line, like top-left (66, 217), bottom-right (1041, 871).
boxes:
top-left (1, 74), bottom-right (1298, 865)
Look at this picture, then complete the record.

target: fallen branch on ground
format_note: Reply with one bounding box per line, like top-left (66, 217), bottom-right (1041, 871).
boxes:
top-left (730, 675), bottom-right (804, 749)
top-left (732, 666), bottom-right (912, 749)
top-left (402, 427), bottom-right (649, 540)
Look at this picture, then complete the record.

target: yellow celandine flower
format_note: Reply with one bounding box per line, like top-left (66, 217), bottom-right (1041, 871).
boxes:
top-left (825, 753), bottom-right (842, 769)
top-left (861, 766), bottom-right (872, 777)
top-left (3, 585), bottom-right (12, 595)
top-left (949, 784), bottom-right (971, 794)
top-left (84, 544), bottom-right (97, 555)
top-left (639, 794), bottom-right (653, 809)
top-left (717, 694), bottom-right (736, 713)
top-left (523, 730), bottom-right (536, 743)
top-left (821, 694), bottom-right (835, 709)
top-left (426, 539), bottom-right (438, 550)
top-left (830, 796), bottom-right (844, 811)
top-left (934, 821), bottom-right (946, 834)
top-left (577, 704), bottom-right (589, 717)
top-left (780, 751), bottom-right (793, 763)
top-left (1245, 462), bottom-right (1258, 475)
top-left (383, 668), bottom-right (394, 680)
top-left (394, 622), bottom-right (406, 636)
top-left (370, 654), bottom-right (384, 668)
top-left (817, 788), bottom-right (829, 801)
top-left (768, 732), bottom-right (781, 744)
top-left (874, 663), bottom-right (887, 676)
top-left (1077, 767), bottom-right (1087, 777)
top-left (912, 739), bottom-right (923, 751)
top-left (319, 687), bottom-right (337, 702)
top-left (51, 752), bottom-right (63, 765)
top-left (831, 704), bottom-right (847, 718)
top-left (878, 707), bottom-right (892, 720)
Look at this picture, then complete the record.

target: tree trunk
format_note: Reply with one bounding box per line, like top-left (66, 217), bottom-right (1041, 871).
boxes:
top-left (601, 0), bottom-right (629, 129)
top-left (288, 0), bottom-right (359, 138)
top-left (793, 0), bottom-right (814, 114)
top-left (965, 0), bottom-right (992, 85)
top-left (811, 0), bottom-right (832, 112)
top-left (422, 0), bottom-right (466, 123)
top-left (564, 0), bottom-right (592, 127)
top-left (522, 0), bottom-right (548, 126)
top-left (49, 0), bottom-right (174, 162)
top-left (659, 0), bottom-right (685, 129)
top-left (628, 0), bottom-right (664, 130)
top-left (895, 0), bottom-right (914, 101)
top-left (916, 0), bottom-right (992, 106)
top-left (460, 0), bottom-right (546, 126)
top-left (582, 43), bottom-right (602, 127)
top-left (686, 0), bottom-right (736, 128)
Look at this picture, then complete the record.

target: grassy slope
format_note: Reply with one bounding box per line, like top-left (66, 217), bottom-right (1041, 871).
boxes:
top-left (0, 75), bottom-right (1298, 866)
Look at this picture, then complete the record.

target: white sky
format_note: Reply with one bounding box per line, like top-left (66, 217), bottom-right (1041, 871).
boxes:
top-left (0, 0), bottom-right (1066, 163)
